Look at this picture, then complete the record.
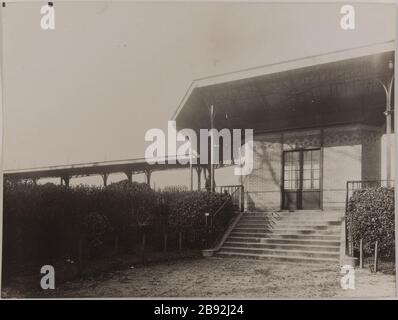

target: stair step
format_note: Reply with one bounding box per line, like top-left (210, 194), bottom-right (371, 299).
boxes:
top-left (237, 222), bottom-right (274, 226)
top-left (238, 220), bottom-right (341, 227)
top-left (274, 220), bottom-right (341, 226)
top-left (220, 246), bottom-right (340, 259)
top-left (223, 241), bottom-right (340, 252)
top-left (235, 225), bottom-right (340, 233)
top-left (229, 232), bottom-right (340, 241)
top-left (277, 226), bottom-right (341, 231)
top-left (271, 225), bottom-right (340, 230)
top-left (216, 251), bottom-right (339, 264)
top-left (227, 237), bottom-right (340, 246)
top-left (269, 229), bottom-right (340, 235)
top-left (237, 223), bottom-right (274, 228)
top-left (217, 210), bottom-right (343, 265)
top-left (244, 211), bottom-right (342, 216)
top-left (233, 227), bottom-right (272, 233)
top-left (273, 217), bottom-right (341, 223)
top-left (244, 214), bottom-right (342, 220)
top-left (241, 213), bottom-right (276, 217)
top-left (238, 218), bottom-right (273, 222)
top-left (266, 233), bottom-right (340, 240)
top-left (229, 232), bottom-right (271, 237)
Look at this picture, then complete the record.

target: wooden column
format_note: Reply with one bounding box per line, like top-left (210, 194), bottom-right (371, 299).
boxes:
top-left (196, 166), bottom-right (202, 190)
top-left (209, 104), bottom-right (216, 192)
top-left (61, 175), bottom-right (70, 187)
top-left (102, 173), bottom-right (109, 187)
top-left (125, 170), bottom-right (133, 183)
top-left (145, 169), bottom-right (152, 187)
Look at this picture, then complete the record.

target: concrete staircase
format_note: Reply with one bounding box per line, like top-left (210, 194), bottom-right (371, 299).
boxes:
top-left (217, 210), bottom-right (344, 265)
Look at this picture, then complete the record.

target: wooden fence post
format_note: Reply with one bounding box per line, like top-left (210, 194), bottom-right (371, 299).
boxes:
top-left (141, 228), bottom-right (147, 262)
top-left (349, 233), bottom-right (354, 257)
top-left (178, 231), bottom-right (182, 252)
top-left (16, 226), bottom-right (24, 264)
top-left (374, 241), bottom-right (378, 273)
top-left (163, 231), bottom-right (168, 253)
top-left (78, 237), bottom-right (84, 274)
top-left (141, 229), bottom-right (146, 252)
top-left (114, 234), bottom-right (119, 254)
top-left (359, 239), bottom-right (363, 268)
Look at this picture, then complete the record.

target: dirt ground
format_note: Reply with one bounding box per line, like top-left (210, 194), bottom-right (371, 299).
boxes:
top-left (336, 267), bottom-right (396, 298)
top-left (3, 256), bottom-right (396, 298)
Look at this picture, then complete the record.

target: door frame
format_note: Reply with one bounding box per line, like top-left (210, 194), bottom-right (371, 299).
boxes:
top-left (281, 147), bottom-right (323, 210)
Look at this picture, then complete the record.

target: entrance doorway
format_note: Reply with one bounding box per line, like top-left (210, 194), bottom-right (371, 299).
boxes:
top-left (282, 149), bottom-right (321, 210)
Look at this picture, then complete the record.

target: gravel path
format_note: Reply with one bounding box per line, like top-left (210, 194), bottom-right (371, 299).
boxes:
top-left (3, 257), bottom-right (395, 298)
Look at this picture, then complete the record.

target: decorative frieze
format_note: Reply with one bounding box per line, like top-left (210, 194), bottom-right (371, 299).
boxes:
top-left (323, 132), bottom-right (361, 147)
top-left (283, 129), bottom-right (321, 150)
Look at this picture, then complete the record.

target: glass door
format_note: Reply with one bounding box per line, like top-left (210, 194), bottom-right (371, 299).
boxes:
top-left (283, 149), bottom-right (321, 210)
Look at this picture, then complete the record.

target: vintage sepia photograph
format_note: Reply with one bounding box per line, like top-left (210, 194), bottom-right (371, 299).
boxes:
top-left (0, 1), bottom-right (396, 300)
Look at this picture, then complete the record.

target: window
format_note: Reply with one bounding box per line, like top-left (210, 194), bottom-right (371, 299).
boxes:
top-left (284, 151), bottom-right (300, 190)
top-left (302, 150), bottom-right (320, 190)
top-left (284, 149), bottom-right (320, 190)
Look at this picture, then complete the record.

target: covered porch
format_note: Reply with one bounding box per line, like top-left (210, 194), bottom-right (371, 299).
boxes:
top-left (173, 42), bottom-right (395, 211)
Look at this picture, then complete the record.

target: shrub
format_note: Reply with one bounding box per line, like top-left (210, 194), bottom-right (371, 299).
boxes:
top-left (104, 180), bottom-right (158, 227)
top-left (81, 212), bottom-right (111, 257)
top-left (347, 187), bottom-right (395, 260)
top-left (2, 179), bottom-right (235, 280)
top-left (162, 185), bottom-right (188, 192)
top-left (166, 191), bottom-right (233, 248)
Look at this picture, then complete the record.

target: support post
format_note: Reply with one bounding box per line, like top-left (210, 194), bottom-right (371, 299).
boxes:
top-left (196, 166), bottom-right (202, 190)
top-left (377, 61), bottom-right (394, 187)
top-left (61, 176), bottom-right (70, 187)
top-left (209, 105), bottom-right (215, 192)
top-left (141, 228), bottom-right (147, 263)
top-left (178, 231), bottom-right (182, 252)
top-left (77, 237), bottom-right (84, 274)
top-left (203, 167), bottom-right (208, 180)
top-left (240, 186), bottom-right (244, 212)
top-left (188, 141), bottom-right (194, 191)
top-left (102, 173), bottom-right (109, 187)
top-left (190, 160), bottom-right (193, 191)
top-left (125, 170), bottom-right (133, 183)
top-left (239, 161), bottom-right (244, 212)
top-left (142, 230), bottom-right (146, 252)
top-left (385, 76), bottom-right (393, 187)
top-left (163, 231), bottom-right (167, 253)
top-left (374, 241), bottom-right (378, 273)
top-left (145, 169), bottom-right (152, 187)
top-left (359, 239), bottom-right (363, 268)
top-left (113, 234), bottom-right (119, 253)
top-left (244, 191), bottom-right (249, 212)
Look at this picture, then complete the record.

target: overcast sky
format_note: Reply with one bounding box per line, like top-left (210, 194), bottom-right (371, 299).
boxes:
top-left (1, 2), bottom-right (395, 182)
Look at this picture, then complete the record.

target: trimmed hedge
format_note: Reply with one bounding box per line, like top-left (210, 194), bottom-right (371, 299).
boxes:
top-left (162, 190), bottom-right (233, 248)
top-left (347, 187), bottom-right (395, 260)
top-left (2, 180), bottom-right (233, 278)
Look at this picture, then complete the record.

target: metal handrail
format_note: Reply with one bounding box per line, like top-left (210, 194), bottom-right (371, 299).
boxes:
top-left (211, 186), bottom-right (242, 221)
top-left (215, 185), bottom-right (244, 212)
top-left (204, 186), bottom-right (243, 249)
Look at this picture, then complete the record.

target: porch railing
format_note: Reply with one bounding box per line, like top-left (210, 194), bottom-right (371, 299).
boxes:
top-left (204, 185), bottom-right (244, 249)
top-left (215, 185), bottom-right (244, 212)
top-left (345, 179), bottom-right (394, 256)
